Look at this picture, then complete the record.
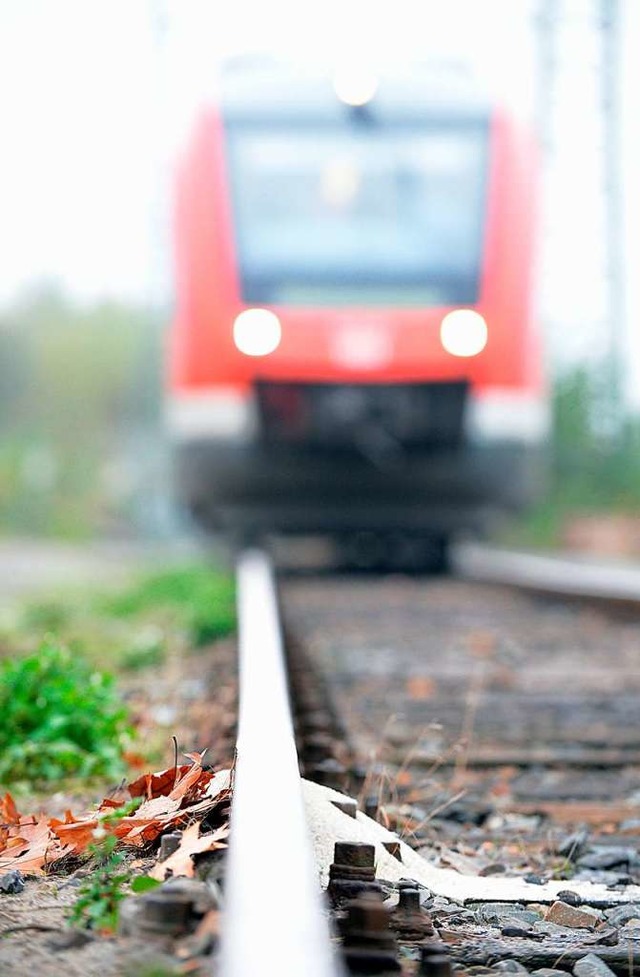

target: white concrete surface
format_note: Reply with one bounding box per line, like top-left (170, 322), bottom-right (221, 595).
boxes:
top-left (303, 780), bottom-right (640, 906)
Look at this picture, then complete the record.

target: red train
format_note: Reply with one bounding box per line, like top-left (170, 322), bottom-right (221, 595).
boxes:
top-left (168, 61), bottom-right (548, 567)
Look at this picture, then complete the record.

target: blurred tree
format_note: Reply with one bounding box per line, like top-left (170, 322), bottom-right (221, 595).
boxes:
top-left (550, 364), bottom-right (640, 510)
top-left (0, 284), bottom-right (166, 538)
top-left (0, 320), bottom-right (29, 428)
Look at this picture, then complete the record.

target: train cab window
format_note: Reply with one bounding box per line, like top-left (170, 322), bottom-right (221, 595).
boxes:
top-left (225, 121), bottom-right (488, 308)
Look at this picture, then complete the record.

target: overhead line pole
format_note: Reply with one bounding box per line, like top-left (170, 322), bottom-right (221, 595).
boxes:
top-left (598, 0), bottom-right (625, 431)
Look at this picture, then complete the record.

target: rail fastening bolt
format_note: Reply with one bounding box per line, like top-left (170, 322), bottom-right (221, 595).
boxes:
top-left (341, 892), bottom-right (401, 974)
top-left (303, 731), bottom-right (335, 762)
top-left (364, 796), bottom-right (379, 820)
top-left (159, 831), bottom-right (182, 861)
top-left (120, 889), bottom-right (195, 936)
top-left (419, 949), bottom-right (453, 977)
top-left (390, 885), bottom-right (434, 941)
top-left (300, 711), bottom-right (333, 734)
top-left (349, 763), bottom-right (369, 791)
top-left (333, 842), bottom-right (375, 872)
top-left (328, 842), bottom-right (381, 906)
top-left (309, 757), bottom-right (347, 791)
top-left (398, 888), bottom-right (421, 912)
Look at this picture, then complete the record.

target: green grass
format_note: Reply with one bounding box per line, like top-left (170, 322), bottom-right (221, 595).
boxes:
top-left (0, 642), bottom-right (132, 784)
top-left (3, 563), bottom-right (236, 672)
top-left (0, 562), bottom-right (236, 789)
top-left (99, 564), bottom-right (236, 648)
top-left (500, 482), bottom-right (640, 553)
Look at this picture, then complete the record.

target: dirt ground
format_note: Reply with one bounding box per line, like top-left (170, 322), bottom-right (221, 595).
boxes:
top-left (0, 540), bottom-right (235, 977)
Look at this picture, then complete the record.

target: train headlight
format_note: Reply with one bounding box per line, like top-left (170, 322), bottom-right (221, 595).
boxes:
top-left (440, 310), bottom-right (488, 358)
top-left (333, 68), bottom-right (378, 106)
top-left (233, 309), bottom-right (282, 357)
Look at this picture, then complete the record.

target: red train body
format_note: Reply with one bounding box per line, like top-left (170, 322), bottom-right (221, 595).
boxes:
top-left (168, 63), bottom-right (548, 557)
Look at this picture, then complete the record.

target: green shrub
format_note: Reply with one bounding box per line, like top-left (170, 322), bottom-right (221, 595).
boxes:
top-left (0, 642), bottom-right (132, 784)
top-left (103, 565), bottom-right (236, 647)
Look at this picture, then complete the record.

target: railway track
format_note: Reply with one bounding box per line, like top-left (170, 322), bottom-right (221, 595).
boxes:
top-left (220, 546), bottom-right (640, 977)
top-left (220, 550), bottom-right (342, 976)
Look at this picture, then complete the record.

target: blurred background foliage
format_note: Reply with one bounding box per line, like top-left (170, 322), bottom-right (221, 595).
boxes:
top-left (1, 283), bottom-right (639, 547)
top-left (0, 284), bottom-right (170, 539)
top-left (552, 368), bottom-right (640, 509)
top-left (505, 368), bottom-right (640, 551)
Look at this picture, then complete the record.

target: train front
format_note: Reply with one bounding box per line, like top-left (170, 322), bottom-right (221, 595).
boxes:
top-left (168, 62), bottom-right (548, 559)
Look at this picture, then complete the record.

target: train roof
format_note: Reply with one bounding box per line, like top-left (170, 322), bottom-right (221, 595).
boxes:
top-left (218, 59), bottom-right (493, 123)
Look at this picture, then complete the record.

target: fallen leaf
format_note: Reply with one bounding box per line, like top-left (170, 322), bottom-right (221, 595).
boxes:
top-left (169, 760), bottom-right (213, 802)
top-left (394, 769), bottom-right (413, 788)
top-left (183, 750), bottom-right (208, 765)
top-left (98, 798), bottom-right (126, 814)
top-left (5, 816), bottom-right (48, 845)
top-left (129, 794), bottom-right (181, 824)
top-left (466, 629), bottom-right (497, 657)
top-left (122, 750), bottom-right (147, 769)
top-left (128, 765), bottom-right (190, 800)
top-left (0, 820), bottom-right (56, 874)
top-left (0, 763), bottom-right (231, 874)
top-left (0, 793), bottom-right (20, 825)
top-left (150, 822), bottom-right (228, 881)
top-left (405, 676), bottom-right (436, 700)
top-left (49, 818), bottom-right (99, 853)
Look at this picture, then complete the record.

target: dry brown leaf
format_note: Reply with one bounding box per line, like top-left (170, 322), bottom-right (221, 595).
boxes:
top-left (0, 793), bottom-right (20, 825)
top-left (149, 822), bottom-right (228, 881)
top-left (129, 794), bottom-right (182, 824)
top-left (466, 629), bottom-right (498, 657)
top-left (49, 817), bottom-right (99, 853)
top-left (0, 762), bottom-right (230, 874)
top-left (98, 797), bottom-right (127, 814)
top-left (182, 750), bottom-right (207, 765)
top-left (5, 816), bottom-right (48, 844)
top-left (115, 811), bottom-right (181, 846)
top-left (0, 820), bottom-right (55, 874)
top-left (4, 835), bottom-right (31, 852)
top-left (405, 675), bottom-right (437, 700)
top-left (394, 769), bottom-right (413, 788)
top-left (169, 762), bottom-right (213, 802)
top-left (128, 764), bottom-right (191, 800)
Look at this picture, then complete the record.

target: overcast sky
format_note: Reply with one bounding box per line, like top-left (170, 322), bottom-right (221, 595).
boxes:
top-left (0, 0), bottom-right (536, 304)
top-left (1, 0), bottom-right (638, 403)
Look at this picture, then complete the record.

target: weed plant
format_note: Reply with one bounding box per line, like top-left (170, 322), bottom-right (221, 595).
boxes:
top-left (0, 641), bottom-right (132, 784)
top-left (0, 563), bottom-right (235, 788)
top-left (68, 832), bottom-right (131, 932)
top-left (68, 798), bottom-right (159, 932)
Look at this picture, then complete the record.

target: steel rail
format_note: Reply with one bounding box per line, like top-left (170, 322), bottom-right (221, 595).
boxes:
top-left (454, 542), bottom-right (640, 605)
top-left (219, 549), bottom-right (344, 977)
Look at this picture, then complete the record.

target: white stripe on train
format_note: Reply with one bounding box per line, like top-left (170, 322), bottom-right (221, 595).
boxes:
top-left (166, 387), bottom-right (550, 443)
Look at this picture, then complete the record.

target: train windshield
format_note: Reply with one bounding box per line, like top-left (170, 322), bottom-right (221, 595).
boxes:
top-left (226, 121), bottom-right (488, 308)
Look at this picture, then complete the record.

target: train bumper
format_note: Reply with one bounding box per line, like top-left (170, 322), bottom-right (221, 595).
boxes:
top-left (174, 438), bottom-right (545, 537)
